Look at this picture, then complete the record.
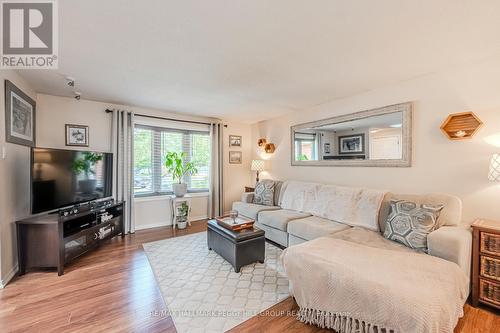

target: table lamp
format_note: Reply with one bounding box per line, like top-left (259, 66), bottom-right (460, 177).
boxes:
top-left (489, 154), bottom-right (500, 182)
top-left (251, 159), bottom-right (265, 183)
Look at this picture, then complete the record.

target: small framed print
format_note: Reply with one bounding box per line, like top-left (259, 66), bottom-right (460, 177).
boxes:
top-left (66, 124), bottom-right (89, 147)
top-left (229, 151), bottom-right (242, 164)
top-left (5, 80), bottom-right (36, 147)
top-left (324, 143), bottom-right (331, 154)
top-left (229, 135), bottom-right (242, 147)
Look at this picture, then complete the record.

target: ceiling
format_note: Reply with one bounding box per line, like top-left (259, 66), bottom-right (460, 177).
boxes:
top-left (16, 0), bottom-right (500, 123)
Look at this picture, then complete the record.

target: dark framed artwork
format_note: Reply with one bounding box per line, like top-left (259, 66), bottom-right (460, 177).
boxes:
top-left (338, 134), bottom-right (365, 154)
top-left (229, 135), bottom-right (242, 147)
top-left (4, 80), bottom-right (36, 147)
top-left (65, 124), bottom-right (89, 147)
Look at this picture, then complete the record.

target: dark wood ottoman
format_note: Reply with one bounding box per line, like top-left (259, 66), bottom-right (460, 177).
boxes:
top-left (207, 219), bottom-right (265, 273)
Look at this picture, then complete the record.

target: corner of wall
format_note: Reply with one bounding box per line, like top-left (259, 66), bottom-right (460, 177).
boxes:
top-left (0, 70), bottom-right (36, 286)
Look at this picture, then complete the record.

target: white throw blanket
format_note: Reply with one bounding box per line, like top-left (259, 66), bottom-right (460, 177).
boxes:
top-left (281, 237), bottom-right (468, 333)
top-left (280, 181), bottom-right (386, 231)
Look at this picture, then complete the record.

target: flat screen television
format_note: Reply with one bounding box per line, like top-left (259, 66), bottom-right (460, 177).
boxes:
top-left (31, 147), bottom-right (113, 214)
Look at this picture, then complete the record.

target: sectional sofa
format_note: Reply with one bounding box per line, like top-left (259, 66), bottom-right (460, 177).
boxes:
top-left (232, 180), bottom-right (472, 277)
top-left (232, 180), bottom-right (472, 332)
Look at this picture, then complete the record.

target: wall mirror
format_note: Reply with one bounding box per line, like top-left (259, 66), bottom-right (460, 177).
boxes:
top-left (291, 102), bottom-right (412, 167)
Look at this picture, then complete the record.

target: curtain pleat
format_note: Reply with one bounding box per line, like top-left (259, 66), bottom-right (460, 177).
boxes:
top-left (112, 109), bottom-right (135, 233)
top-left (208, 123), bottom-right (223, 218)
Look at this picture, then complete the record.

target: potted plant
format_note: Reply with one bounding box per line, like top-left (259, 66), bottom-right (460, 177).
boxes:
top-left (165, 151), bottom-right (197, 197)
top-left (71, 152), bottom-right (103, 194)
top-left (176, 201), bottom-right (189, 229)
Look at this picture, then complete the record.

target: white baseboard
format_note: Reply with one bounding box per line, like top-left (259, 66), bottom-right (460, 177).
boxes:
top-left (135, 221), bottom-right (171, 230)
top-left (134, 215), bottom-right (207, 231)
top-left (0, 263), bottom-right (18, 288)
top-left (189, 215), bottom-right (208, 222)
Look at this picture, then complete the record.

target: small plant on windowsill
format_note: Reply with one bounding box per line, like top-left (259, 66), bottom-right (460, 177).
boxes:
top-left (165, 151), bottom-right (198, 197)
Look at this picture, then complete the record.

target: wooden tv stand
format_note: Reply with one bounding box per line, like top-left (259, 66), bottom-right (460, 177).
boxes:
top-left (16, 201), bottom-right (125, 276)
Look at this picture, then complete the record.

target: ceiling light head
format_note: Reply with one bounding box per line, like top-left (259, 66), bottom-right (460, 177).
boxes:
top-left (66, 76), bottom-right (75, 87)
top-left (74, 91), bottom-right (81, 100)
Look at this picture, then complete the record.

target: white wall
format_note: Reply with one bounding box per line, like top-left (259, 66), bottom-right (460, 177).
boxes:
top-left (253, 56), bottom-right (500, 225)
top-left (134, 193), bottom-right (209, 230)
top-left (0, 71), bottom-right (36, 286)
top-left (222, 121), bottom-right (253, 214)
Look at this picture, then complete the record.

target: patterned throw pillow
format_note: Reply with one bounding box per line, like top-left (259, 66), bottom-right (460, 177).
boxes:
top-left (383, 200), bottom-right (444, 252)
top-left (253, 180), bottom-right (276, 206)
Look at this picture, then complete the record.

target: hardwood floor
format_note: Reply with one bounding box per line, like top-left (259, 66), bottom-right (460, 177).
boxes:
top-left (0, 220), bottom-right (498, 333)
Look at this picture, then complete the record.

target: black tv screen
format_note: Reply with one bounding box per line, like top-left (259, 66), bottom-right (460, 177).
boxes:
top-left (31, 148), bottom-right (113, 214)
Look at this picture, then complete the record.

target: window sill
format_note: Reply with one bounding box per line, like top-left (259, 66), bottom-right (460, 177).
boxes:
top-left (134, 192), bottom-right (209, 203)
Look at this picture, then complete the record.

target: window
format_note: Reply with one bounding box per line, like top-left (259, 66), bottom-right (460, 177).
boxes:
top-left (134, 125), bottom-right (211, 196)
top-left (294, 132), bottom-right (317, 161)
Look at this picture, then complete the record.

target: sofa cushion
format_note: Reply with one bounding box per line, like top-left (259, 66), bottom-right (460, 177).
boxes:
top-left (383, 200), bottom-right (444, 252)
top-left (287, 216), bottom-right (350, 241)
top-left (258, 209), bottom-right (311, 231)
top-left (329, 226), bottom-right (416, 253)
top-left (253, 180), bottom-right (276, 206)
top-left (232, 201), bottom-right (280, 220)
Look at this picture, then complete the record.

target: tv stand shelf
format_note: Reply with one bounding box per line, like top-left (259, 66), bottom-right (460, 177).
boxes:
top-left (16, 201), bottom-right (125, 276)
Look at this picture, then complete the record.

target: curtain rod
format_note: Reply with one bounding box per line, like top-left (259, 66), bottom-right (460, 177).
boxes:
top-left (105, 109), bottom-right (213, 126)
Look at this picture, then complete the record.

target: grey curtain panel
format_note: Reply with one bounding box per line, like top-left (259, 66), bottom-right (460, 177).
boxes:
top-left (209, 122), bottom-right (223, 218)
top-left (112, 109), bottom-right (135, 234)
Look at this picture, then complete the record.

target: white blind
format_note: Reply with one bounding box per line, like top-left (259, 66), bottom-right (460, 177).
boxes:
top-left (134, 123), bottom-right (211, 196)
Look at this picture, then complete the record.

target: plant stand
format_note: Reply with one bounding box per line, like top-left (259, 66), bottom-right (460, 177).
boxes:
top-left (171, 196), bottom-right (192, 229)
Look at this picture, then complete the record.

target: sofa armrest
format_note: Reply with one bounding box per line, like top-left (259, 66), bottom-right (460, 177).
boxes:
top-left (241, 192), bottom-right (254, 203)
top-left (427, 226), bottom-right (472, 279)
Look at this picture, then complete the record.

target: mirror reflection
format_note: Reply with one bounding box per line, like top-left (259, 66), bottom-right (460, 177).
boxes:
top-left (294, 112), bottom-right (403, 161)
top-left (291, 103), bottom-right (412, 167)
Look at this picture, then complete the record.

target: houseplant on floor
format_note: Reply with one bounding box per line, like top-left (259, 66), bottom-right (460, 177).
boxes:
top-left (176, 201), bottom-right (189, 229)
top-left (165, 151), bottom-right (197, 197)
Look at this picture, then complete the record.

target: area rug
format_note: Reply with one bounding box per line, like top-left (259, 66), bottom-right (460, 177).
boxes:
top-left (143, 232), bottom-right (290, 333)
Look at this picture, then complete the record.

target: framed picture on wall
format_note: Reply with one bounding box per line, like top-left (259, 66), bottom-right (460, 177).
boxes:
top-left (229, 151), bottom-right (242, 164)
top-left (229, 135), bottom-right (242, 147)
top-left (338, 134), bottom-right (365, 154)
top-left (66, 124), bottom-right (89, 147)
top-left (324, 143), bottom-right (331, 154)
top-left (4, 80), bottom-right (36, 147)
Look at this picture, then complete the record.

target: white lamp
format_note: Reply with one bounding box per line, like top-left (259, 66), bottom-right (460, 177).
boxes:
top-left (251, 159), bottom-right (265, 183)
top-left (489, 154), bottom-right (500, 182)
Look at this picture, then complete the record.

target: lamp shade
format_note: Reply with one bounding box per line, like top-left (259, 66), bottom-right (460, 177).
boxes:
top-left (251, 159), bottom-right (265, 172)
top-left (489, 154), bottom-right (500, 182)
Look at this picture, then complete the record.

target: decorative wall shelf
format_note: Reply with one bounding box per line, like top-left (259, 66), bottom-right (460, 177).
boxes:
top-left (440, 112), bottom-right (483, 140)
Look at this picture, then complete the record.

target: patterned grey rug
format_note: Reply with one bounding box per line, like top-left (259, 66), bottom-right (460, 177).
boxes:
top-left (143, 232), bottom-right (290, 333)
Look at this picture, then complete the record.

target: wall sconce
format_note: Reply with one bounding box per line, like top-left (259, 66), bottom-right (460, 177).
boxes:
top-left (264, 143), bottom-right (276, 154)
top-left (257, 138), bottom-right (267, 147)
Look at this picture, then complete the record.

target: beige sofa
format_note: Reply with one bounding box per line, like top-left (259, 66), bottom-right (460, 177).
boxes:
top-left (232, 181), bottom-right (472, 277)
